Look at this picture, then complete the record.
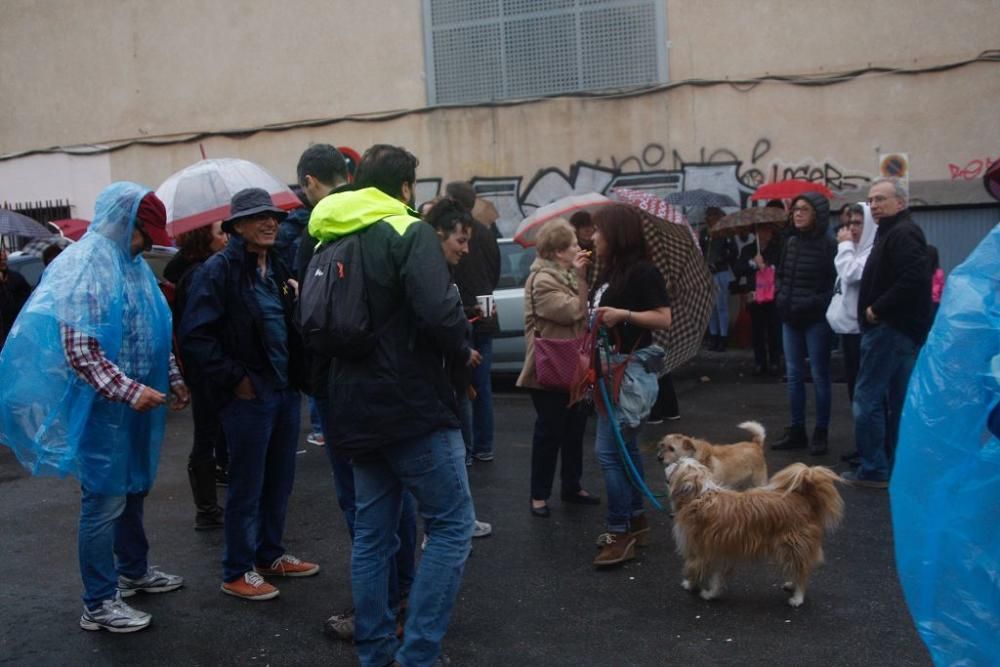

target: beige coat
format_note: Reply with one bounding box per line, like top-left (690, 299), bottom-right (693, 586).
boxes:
top-left (516, 260), bottom-right (588, 390)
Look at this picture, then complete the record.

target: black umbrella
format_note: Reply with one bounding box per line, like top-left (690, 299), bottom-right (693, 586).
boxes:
top-left (0, 209), bottom-right (54, 239)
top-left (664, 189), bottom-right (739, 209)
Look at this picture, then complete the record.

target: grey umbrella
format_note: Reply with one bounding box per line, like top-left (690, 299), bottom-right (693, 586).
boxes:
top-left (664, 189), bottom-right (739, 209)
top-left (0, 209), bottom-right (54, 239)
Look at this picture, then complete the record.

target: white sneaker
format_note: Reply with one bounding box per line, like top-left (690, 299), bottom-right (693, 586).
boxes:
top-left (472, 519), bottom-right (492, 538)
top-left (80, 593), bottom-right (151, 633)
top-left (306, 432), bottom-right (325, 446)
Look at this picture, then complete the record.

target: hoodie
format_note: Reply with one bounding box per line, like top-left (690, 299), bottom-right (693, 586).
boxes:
top-left (775, 192), bottom-right (838, 326)
top-left (826, 203), bottom-right (876, 334)
top-left (307, 187), bottom-right (470, 458)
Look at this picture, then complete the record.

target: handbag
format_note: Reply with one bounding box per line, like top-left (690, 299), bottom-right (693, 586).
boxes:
top-left (528, 273), bottom-right (589, 391)
top-left (754, 265), bottom-right (776, 303)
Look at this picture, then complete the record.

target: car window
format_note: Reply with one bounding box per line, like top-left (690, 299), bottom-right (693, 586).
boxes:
top-left (497, 242), bottom-right (537, 289)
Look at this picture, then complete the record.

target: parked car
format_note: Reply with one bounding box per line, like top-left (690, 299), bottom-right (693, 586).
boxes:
top-left (492, 239), bottom-right (536, 375)
top-left (6, 244), bottom-right (177, 288)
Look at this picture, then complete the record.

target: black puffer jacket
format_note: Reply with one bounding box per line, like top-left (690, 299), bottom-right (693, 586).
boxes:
top-left (775, 192), bottom-right (837, 327)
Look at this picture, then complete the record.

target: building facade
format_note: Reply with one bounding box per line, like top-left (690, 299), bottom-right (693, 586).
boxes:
top-left (2, 0), bottom-right (997, 267)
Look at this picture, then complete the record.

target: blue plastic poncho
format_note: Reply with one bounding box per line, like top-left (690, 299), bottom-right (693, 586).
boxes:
top-left (0, 182), bottom-right (172, 495)
top-left (891, 223), bottom-right (1000, 667)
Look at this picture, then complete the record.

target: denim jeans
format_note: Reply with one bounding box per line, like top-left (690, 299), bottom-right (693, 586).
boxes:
top-left (315, 394), bottom-right (416, 601)
top-left (853, 325), bottom-right (918, 481)
top-left (79, 489), bottom-right (148, 609)
top-left (529, 389), bottom-right (588, 501)
top-left (470, 333), bottom-right (495, 456)
top-left (308, 396), bottom-right (322, 434)
top-left (594, 413), bottom-right (645, 533)
top-left (351, 428), bottom-right (473, 667)
top-left (782, 321), bottom-right (833, 429)
top-left (219, 389), bottom-right (300, 582)
top-left (708, 270), bottom-right (733, 336)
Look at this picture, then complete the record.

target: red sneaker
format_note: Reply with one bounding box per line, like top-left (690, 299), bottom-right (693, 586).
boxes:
top-left (221, 572), bottom-right (279, 600)
top-left (256, 554), bottom-right (320, 577)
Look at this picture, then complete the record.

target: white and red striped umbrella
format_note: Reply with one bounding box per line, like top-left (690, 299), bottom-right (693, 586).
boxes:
top-left (156, 158), bottom-right (301, 237)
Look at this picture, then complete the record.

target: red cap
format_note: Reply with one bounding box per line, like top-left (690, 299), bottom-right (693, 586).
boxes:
top-left (136, 193), bottom-right (172, 247)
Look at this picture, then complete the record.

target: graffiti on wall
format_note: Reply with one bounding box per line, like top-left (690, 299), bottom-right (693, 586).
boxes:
top-left (411, 139), bottom-right (873, 237)
top-left (948, 157), bottom-right (999, 181)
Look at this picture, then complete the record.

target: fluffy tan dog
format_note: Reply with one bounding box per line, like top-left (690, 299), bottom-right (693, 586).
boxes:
top-left (656, 421), bottom-right (768, 489)
top-left (665, 458), bottom-right (844, 607)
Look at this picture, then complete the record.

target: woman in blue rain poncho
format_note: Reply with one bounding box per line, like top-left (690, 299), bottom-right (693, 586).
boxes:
top-left (0, 182), bottom-right (189, 633)
top-left (891, 223), bottom-right (999, 666)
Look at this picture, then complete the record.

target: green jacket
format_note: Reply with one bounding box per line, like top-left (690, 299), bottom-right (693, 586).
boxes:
top-left (308, 187), bottom-right (470, 457)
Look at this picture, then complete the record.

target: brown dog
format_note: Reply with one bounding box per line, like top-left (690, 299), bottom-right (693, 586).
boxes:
top-left (665, 458), bottom-right (844, 607)
top-left (656, 421), bottom-right (768, 489)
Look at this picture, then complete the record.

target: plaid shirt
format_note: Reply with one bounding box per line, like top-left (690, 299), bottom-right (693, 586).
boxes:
top-left (61, 324), bottom-right (183, 406)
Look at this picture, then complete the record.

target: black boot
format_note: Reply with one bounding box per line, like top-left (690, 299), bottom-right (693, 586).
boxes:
top-left (188, 461), bottom-right (224, 531)
top-left (716, 336), bottom-right (728, 352)
top-left (771, 425), bottom-right (808, 450)
top-left (706, 334), bottom-right (719, 351)
top-left (810, 427), bottom-right (829, 455)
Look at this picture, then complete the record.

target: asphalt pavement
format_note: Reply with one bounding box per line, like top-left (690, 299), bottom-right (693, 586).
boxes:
top-left (0, 349), bottom-right (931, 666)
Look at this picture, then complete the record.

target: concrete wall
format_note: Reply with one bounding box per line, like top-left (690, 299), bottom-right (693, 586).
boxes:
top-left (2, 0), bottom-right (998, 223)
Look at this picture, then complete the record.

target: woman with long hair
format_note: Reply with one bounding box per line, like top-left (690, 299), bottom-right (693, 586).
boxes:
top-left (517, 218), bottom-right (599, 518)
top-left (164, 221), bottom-right (229, 530)
top-left (589, 204), bottom-right (671, 567)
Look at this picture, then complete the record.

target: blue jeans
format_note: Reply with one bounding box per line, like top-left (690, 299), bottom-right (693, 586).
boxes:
top-left (351, 428), bottom-right (474, 667)
top-left (219, 389), bottom-right (301, 582)
top-left (308, 396), bottom-right (322, 434)
top-left (315, 394), bottom-right (416, 601)
top-left (782, 321), bottom-right (833, 429)
top-left (708, 270), bottom-right (733, 336)
top-left (853, 325), bottom-right (918, 481)
top-left (470, 333), bottom-right (495, 456)
top-left (595, 413), bottom-right (645, 533)
top-left (79, 490), bottom-right (148, 609)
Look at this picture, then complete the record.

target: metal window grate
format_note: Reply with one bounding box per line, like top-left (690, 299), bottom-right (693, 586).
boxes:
top-left (423, 0), bottom-right (668, 105)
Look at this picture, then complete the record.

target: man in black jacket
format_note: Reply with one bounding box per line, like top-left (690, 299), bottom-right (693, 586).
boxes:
top-left (180, 188), bottom-right (319, 600)
top-left (0, 244), bottom-right (31, 348)
top-left (307, 145), bottom-right (473, 667)
top-left (844, 178), bottom-right (931, 488)
top-left (447, 180), bottom-right (501, 462)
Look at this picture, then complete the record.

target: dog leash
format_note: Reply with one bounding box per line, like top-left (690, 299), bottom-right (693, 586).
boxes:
top-left (594, 327), bottom-right (665, 511)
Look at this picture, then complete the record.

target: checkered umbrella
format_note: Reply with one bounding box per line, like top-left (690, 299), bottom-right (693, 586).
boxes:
top-left (611, 187), bottom-right (699, 245)
top-left (591, 204), bottom-right (715, 374)
top-left (16, 235), bottom-right (74, 257)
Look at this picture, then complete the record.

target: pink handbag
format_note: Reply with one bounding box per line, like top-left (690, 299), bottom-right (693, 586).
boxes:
top-left (755, 265), bottom-right (776, 303)
top-left (528, 274), bottom-right (589, 391)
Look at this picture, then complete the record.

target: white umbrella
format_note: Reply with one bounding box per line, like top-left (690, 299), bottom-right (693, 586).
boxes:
top-left (156, 158), bottom-right (301, 237)
top-left (512, 193), bottom-right (611, 247)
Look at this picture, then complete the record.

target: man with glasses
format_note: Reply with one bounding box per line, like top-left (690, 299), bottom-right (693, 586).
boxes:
top-left (842, 178), bottom-right (931, 488)
top-left (181, 187), bottom-right (319, 600)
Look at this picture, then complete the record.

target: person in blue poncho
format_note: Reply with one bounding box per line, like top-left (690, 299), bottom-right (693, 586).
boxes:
top-left (0, 182), bottom-right (190, 634)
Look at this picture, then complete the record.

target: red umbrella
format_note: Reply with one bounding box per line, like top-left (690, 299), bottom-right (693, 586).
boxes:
top-left (750, 180), bottom-right (834, 201)
top-left (51, 218), bottom-right (90, 241)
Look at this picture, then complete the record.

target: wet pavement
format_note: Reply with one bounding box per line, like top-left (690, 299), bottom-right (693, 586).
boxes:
top-left (0, 349), bottom-right (930, 666)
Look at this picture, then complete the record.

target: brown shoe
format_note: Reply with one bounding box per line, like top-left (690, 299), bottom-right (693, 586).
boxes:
top-left (255, 554), bottom-right (320, 577)
top-left (221, 572), bottom-right (279, 600)
top-left (593, 531), bottom-right (636, 567)
top-left (629, 513), bottom-right (650, 547)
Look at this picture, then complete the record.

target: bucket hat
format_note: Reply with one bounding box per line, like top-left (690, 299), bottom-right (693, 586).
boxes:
top-left (222, 188), bottom-right (287, 233)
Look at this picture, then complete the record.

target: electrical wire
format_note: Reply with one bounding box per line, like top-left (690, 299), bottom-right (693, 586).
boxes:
top-left (2, 50), bottom-right (997, 162)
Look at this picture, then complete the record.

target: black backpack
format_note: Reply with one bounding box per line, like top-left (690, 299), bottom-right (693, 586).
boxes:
top-left (297, 231), bottom-right (376, 359)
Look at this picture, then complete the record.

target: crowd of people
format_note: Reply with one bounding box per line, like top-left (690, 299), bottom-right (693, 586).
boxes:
top-left (0, 141), bottom-right (939, 666)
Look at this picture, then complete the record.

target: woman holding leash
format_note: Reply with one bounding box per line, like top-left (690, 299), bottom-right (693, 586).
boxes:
top-left (589, 204), bottom-right (672, 567)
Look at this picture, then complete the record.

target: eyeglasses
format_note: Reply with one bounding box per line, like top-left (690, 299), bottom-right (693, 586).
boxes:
top-left (847, 220), bottom-right (863, 227)
top-left (791, 206), bottom-right (812, 214)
